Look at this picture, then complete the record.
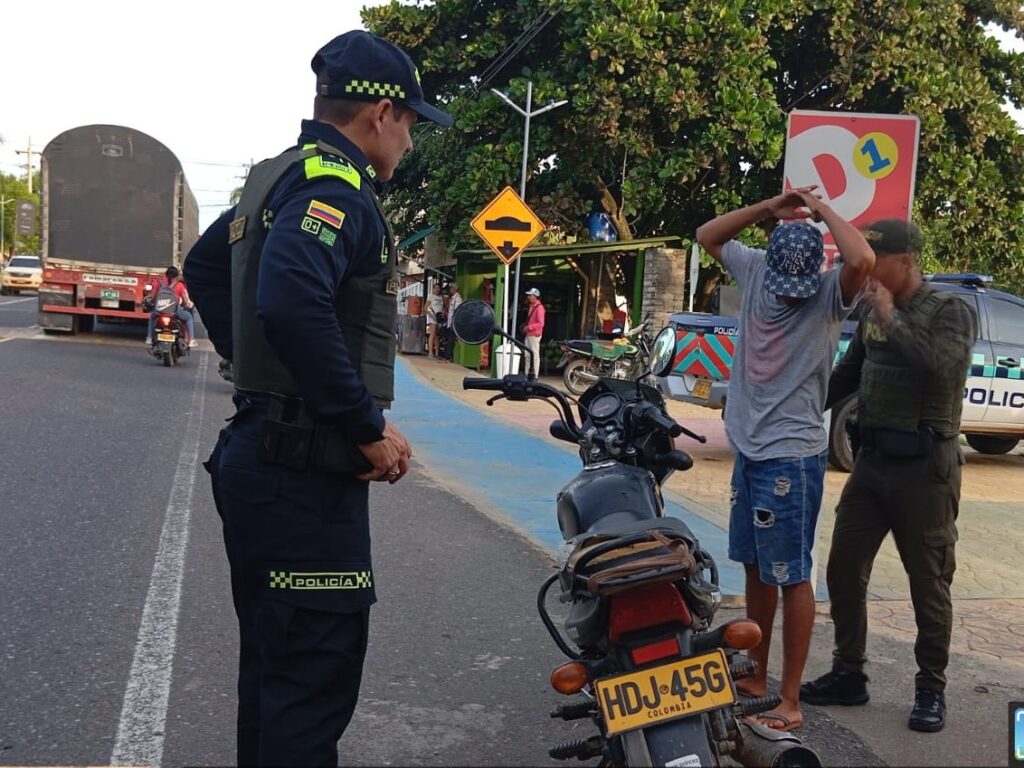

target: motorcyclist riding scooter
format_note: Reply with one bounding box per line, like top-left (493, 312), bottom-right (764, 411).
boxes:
top-left (143, 266), bottom-right (197, 349)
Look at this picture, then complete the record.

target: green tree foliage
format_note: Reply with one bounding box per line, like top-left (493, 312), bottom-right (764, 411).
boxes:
top-left (364, 0), bottom-right (1024, 292)
top-left (0, 172), bottom-right (41, 259)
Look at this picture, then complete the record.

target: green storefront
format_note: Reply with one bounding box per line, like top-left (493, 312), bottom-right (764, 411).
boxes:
top-left (450, 236), bottom-right (680, 373)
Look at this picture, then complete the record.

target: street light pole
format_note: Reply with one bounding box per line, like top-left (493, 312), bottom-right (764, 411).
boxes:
top-left (490, 83), bottom-right (568, 341)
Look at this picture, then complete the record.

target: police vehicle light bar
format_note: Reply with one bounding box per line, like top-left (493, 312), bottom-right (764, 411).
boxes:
top-left (927, 273), bottom-right (993, 285)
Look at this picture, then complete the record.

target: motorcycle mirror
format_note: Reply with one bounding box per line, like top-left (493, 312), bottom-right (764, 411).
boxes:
top-left (648, 326), bottom-right (677, 378)
top-left (451, 300), bottom-right (496, 345)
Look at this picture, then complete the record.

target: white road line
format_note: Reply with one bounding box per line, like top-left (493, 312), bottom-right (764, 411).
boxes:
top-left (0, 297), bottom-right (35, 306)
top-left (111, 353), bottom-right (210, 768)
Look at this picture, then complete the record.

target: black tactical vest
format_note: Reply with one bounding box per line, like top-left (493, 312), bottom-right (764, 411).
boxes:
top-left (229, 140), bottom-right (398, 409)
top-left (859, 286), bottom-right (964, 435)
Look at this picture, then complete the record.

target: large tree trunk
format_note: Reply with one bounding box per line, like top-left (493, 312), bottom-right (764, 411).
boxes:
top-left (595, 176), bottom-right (633, 241)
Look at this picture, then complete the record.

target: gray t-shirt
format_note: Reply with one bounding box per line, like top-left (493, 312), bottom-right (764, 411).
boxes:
top-left (721, 240), bottom-right (853, 460)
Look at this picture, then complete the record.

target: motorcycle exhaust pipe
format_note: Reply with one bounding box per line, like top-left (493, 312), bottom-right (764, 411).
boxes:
top-left (733, 721), bottom-right (822, 768)
top-left (574, 369), bottom-right (600, 383)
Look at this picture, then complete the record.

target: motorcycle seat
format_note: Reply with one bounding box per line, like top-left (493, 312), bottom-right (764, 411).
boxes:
top-left (591, 342), bottom-right (636, 361)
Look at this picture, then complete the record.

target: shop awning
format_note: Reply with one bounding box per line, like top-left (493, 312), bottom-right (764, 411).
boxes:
top-left (453, 235), bottom-right (682, 260)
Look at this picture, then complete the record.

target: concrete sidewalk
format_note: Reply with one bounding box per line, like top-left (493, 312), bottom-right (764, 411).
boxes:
top-left (395, 353), bottom-right (1023, 767)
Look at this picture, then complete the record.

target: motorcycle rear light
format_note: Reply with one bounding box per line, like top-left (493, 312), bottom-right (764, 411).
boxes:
top-left (723, 619), bottom-right (762, 650)
top-left (630, 637), bottom-right (681, 666)
top-left (608, 583), bottom-right (691, 644)
top-left (550, 662), bottom-right (589, 695)
top-left (160, 316), bottom-right (171, 327)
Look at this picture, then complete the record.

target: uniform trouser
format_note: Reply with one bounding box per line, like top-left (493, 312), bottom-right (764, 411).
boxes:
top-left (826, 439), bottom-right (962, 692)
top-left (205, 398), bottom-right (373, 766)
top-left (525, 335), bottom-right (542, 377)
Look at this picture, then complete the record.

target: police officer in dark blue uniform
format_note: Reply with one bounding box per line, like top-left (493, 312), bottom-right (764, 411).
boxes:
top-left (184, 31), bottom-right (452, 766)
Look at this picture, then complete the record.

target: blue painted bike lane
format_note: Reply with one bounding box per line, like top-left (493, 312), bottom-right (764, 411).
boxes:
top-left (389, 359), bottom-right (746, 596)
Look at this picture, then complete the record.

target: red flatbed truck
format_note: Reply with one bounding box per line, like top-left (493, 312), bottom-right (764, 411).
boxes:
top-left (38, 124), bottom-right (199, 333)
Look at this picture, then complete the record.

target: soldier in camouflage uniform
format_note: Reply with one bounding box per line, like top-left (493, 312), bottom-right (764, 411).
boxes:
top-left (801, 220), bottom-right (977, 733)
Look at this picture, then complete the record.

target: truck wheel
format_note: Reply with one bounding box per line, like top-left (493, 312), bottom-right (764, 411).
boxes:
top-left (965, 434), bottom-right (1020, 455)
top-left (563, 358), bottom-right (594, 396)
top-left (77, 315), bottom-right (95, 333)
top-left (828, 395), bottom-right (858, 473)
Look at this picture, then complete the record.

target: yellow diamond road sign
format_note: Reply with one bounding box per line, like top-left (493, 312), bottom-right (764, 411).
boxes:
top-left (470, 186), bottom-right (545, 265)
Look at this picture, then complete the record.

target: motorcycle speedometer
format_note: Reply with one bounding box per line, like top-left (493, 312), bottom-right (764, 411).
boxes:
top-left (588, 392), bottom-right (621, 421)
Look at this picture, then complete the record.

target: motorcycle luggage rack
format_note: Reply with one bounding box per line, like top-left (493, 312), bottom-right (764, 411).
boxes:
top-left (562, 529), bottom-right (699, 598)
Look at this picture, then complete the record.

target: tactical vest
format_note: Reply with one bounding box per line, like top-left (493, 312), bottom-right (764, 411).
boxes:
top-left (229, 140), bottom-right (398, 409)
top-left (859, 287), bottom-right (965, 436)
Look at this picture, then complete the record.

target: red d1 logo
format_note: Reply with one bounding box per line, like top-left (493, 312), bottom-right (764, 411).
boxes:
top-left (783, 110), bottom-right (920, 265)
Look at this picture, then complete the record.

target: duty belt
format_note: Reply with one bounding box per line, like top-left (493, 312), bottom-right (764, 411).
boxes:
top-left (241, 390), bottom-right (373, 475)
top-left (859, 424), bottom-right (954, 458)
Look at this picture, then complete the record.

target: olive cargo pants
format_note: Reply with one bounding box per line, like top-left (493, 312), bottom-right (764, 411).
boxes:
top-left (826, 439), bottom-right (962, 692)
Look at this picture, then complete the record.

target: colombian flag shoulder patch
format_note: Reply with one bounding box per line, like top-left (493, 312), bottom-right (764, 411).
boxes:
top-left (306, 200), bottom-right (345, 229)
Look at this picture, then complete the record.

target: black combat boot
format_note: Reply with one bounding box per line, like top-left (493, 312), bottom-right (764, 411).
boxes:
top-left (799, 668), bottom-right (870, 706)
top-left (908, 688), bottom-right (946, 732)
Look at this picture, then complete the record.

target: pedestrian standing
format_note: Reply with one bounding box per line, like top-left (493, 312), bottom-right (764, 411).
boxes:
top-left (183, 30), bottom-right (451, 766)
top-left (522, 287), bottom-right (545, 379)
top-left (445, 283), bottom-right (463, 361)
top-left (425, 281), bottom-right (444, 358)
top-left (696, 185), bottom-right (874, 731)
top-left (801, 220), bottom-right (977, 733)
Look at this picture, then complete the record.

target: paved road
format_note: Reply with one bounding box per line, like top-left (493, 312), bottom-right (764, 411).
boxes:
top-left (0, 329), bottom-right (880, 766)
top-left (0, 292), bottom-right (38, 330)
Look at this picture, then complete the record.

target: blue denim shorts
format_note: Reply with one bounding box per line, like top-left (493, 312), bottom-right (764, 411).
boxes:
top-left (728, 451), bottom-right (827, 586)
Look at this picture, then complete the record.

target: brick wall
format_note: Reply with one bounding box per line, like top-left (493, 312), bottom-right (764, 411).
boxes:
top-left (641, 246), bottom-right (689, 330)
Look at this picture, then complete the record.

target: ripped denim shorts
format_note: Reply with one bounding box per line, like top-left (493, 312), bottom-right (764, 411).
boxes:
top-left (727, 451), bottom-right (827, 586)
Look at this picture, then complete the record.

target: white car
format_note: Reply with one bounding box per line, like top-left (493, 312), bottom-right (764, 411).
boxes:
top-left (1, 255), bottom-right (43, 294)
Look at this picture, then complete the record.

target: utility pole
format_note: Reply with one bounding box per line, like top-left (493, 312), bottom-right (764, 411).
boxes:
top-left (14, 137), bottom-right (35, 194)
top-left (490, 82), bottom-right (568, 341)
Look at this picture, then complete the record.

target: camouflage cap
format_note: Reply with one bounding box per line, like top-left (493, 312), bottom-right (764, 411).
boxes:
top-left (862, 219), bottom-right (924, 255)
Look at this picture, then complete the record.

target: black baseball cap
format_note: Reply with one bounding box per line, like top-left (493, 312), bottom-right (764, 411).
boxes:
top-left (311, 31), bottom-right (454, 128)
top-left (862, 219), bottom-right (925, 255)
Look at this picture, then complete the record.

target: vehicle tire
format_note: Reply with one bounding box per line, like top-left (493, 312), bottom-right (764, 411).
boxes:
top-left (965, 434), bottom-right (1020, 455)
top-left (563, 358), bottom-right (595, 396)
top-left (828, 395), bottom-right (858, 473)
top-left (77, 314), bottom-right (95, 333)
top-left (162, 351), bottom-right (171, 367)
top-left (0, 287), bottom-right (7, 296)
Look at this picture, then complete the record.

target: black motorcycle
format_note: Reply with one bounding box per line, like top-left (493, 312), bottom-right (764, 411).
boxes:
top-left (452, 300), bottom-right (820, 768)
top-left (143, 292), bottom-right (189, 367)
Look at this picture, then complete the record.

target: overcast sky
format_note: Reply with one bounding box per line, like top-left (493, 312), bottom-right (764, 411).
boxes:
top-left (1, 4), bottom-right (1020, 233)
top-left (0, 0), bottom-right (387, 230)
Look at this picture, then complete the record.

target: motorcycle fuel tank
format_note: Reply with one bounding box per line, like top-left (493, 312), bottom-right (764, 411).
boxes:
top-left (557, 462), bottom-right (663, 539)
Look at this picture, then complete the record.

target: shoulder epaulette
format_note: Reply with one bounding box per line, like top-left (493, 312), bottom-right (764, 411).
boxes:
top-left (300, 143), bottom-right (361, 190)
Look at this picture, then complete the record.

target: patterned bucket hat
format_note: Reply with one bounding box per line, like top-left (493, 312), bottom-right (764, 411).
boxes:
top-left (764, 222), bottom-right (825, 299)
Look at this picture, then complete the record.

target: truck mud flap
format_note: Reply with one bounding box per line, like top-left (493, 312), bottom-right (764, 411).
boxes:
top-left (38, 309), bottom-right (75, 332)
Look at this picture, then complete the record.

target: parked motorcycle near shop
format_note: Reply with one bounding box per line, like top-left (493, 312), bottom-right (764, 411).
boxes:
top-left (558, 322), bottom-right (654, 395)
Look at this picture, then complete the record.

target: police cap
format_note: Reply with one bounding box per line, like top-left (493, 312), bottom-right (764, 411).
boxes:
top-left (312, 31), bottom-right (454, 128)
top-left (862, 219), bottom-right (925, 255)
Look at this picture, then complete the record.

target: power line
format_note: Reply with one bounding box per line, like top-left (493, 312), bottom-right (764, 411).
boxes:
top-left (182, 159), bottom-right (249, 168)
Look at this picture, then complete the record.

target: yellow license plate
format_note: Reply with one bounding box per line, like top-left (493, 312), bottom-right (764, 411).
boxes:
top-left (157, 333), bottom-right (176, 342)
top-left (594, 649), bottom-right (735, 736)
top-left (692, 378), bottom-right (712, 400)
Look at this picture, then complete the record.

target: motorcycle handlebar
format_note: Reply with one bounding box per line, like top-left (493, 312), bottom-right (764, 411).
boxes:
top-left (462, 377), bottom-right (507, 391)
top-left (634, 402), bottom-right (683, 437)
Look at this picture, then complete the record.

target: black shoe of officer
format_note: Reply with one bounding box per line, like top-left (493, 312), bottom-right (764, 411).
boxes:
top-left (799, 668), bottom-right (870, 706)
top-left (908, 688), bottom-right (946, 732)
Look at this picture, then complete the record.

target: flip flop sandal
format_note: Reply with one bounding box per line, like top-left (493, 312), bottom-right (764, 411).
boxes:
top-left (753, 711), bottom-right (799, 732)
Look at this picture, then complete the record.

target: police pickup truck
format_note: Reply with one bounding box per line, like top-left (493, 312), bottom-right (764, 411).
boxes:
top-left (658, 274), bottom-right (1024, 471)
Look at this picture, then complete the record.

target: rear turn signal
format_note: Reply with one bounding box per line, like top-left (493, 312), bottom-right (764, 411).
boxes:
top-left (550, 662), bottom-right (589, 695)
top-left (723, 619), bottom-right (762, 650)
